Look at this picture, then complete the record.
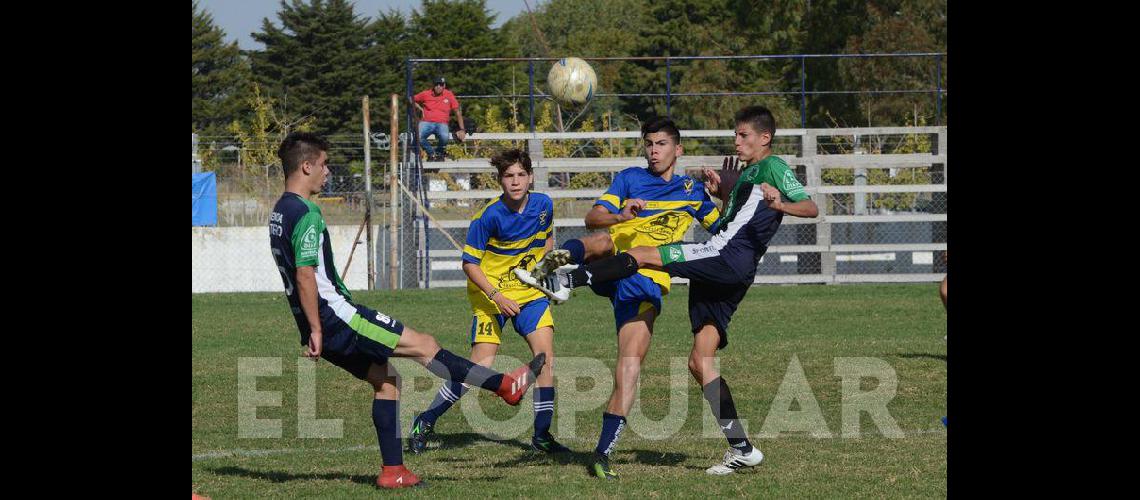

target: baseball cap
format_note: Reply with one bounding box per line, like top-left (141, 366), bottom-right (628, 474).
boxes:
top-left (434, 76), bottom-right (446, 85)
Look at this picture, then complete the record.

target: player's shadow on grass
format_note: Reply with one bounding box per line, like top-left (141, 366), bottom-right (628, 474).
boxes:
top-left (897, 353), bottom-right (947, 362)
top-left (627, 449), bottom-right (688, 466)
top-left (422, 431), bottom-right (536, 454)
top-left (206, 465), bottom-right (375, 485)
top-left (207, 465), bottom-right (505, 485)
top-left (490, 447), bottom-right (687, 474)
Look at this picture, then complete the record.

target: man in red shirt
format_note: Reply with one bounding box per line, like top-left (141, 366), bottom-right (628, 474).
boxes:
top-left (413, 76), bottom-right (466, 161)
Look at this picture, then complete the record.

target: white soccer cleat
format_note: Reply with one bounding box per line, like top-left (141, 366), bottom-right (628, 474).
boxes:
top-left (532, 249), bottom-right (573, 282)
top-left (705, 446), bottom-right (764, 475)
top-left (514, 265), bottom-right (574, 304)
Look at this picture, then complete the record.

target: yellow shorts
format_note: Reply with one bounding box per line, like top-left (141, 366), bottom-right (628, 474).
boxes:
top-left (470, 297), bottom-right (555, 345)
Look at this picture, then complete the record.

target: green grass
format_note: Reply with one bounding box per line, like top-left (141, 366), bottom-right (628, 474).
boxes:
top-left (193, 283), bottom-right (946, 497)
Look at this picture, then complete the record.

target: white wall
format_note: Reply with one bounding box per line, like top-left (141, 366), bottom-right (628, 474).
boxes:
top-left (192, 226), bottom-right (378, 293)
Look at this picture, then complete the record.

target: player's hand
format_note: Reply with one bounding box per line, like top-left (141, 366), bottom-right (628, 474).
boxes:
top-left (455, 129), bottom-right (467, 142)
top-left (722, 155), bottom-right (742, 173)
top-left (305, 331), bottom-right (323, 360)
top-left (493, 294), bottom-right (521, 317)
top-left (715, 156), bottom-right (743, 200)
top-left (703, 168), bottom-right (722, 196)
top-left (620, 198), bottom-right (647, 221)
top-left (759, 182), bottom-right (784, 210)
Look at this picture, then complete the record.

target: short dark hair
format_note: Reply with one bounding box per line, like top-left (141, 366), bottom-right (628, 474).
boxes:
top-left (641, 117), bottom-right (681, 144)
top-left (278, 132), bottom-right (330, 178)
top-left (734, 106), bottom-right (777, 136)
top-left (490, 148), bottom-right (532, 177)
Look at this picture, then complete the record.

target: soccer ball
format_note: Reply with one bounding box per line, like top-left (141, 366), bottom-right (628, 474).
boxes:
top-left (547, 57), bottom-right (597, 105)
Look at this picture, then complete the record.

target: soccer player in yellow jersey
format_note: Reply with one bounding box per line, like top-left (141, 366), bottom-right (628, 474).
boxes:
top-left (531, 118), bottom-right (721, 478)
top-left (409, 149), bottom-right (568, 454)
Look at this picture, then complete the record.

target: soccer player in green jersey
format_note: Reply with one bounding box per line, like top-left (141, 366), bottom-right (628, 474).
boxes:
top-left (519, 106), bottom-right (818, 475)
top-left (268, 132), bottom-right (545, 488)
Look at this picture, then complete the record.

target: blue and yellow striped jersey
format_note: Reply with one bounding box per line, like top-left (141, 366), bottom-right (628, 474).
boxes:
top-left (596, 167), bottom-right (721, 293)
top-left (462, 193), bottom-right (554, 312)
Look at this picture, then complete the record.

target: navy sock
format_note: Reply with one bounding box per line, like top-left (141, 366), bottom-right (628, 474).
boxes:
top-left (372, 399), bottom-right (403, 466)
top-left (561, 239), bottom-right (586, 264)
top-left (594, 412), bottom-right (627, 456)
top-left (533, 387), bottom-right (555, 438)
top-left (702, 377), bottom-right (752, 454)
top-left (567, 252), bottom-right (638, 288)
top-left (427, 349), bottom-right (504, 391)
top-left (421, 380), bottom-right (468, 426)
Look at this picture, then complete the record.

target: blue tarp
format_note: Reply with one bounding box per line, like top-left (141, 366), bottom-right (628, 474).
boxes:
top-left (192, 172), bottom-right (217, 226)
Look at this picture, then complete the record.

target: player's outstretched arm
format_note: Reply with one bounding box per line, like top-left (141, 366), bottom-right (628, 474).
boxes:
top-left (759, 183), bottom-right (818, 218)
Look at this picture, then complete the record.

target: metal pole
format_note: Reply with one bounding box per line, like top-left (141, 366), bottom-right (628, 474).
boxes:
top-left (529, 60), bottom-right (536, 133)
top-left (389, 94), bottom-right (399, 290)
top-left (800, 56), bottom-right (807, 128)
top-left (405, 58), bottom-right (424, 288)
top-left (362, 96), bottom-right (375, 290)
top-left (935, 54), bottom-right (943, 125)
top-left (406, 59), bottom-right (418, 158)
top-left (666, 57), bottom-right (672, 118)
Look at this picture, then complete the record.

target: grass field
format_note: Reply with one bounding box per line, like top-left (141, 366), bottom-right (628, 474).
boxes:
top-left (192, 283), bottom-right (946, 497)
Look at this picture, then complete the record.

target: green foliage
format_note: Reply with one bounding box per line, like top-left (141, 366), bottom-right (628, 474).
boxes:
top-left (839, 2), bottom-right (944, 127)
top-left (223, 83), bottom-right (317, 194)
top-left (195, 0), bottom-right (947, 142)
top-left (800, 0), bottom-right (946, 128)
top-left (192, 1), bottom-right (252, 136)
top-left (249, 0), bottom-right (386, 135)
top-left (408, 0), bottom-right (519, 124)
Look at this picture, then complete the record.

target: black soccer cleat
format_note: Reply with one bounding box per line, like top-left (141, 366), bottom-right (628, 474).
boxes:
top-left (531, 433), bottom-right (571, 454)
top-left (408, 413), bottom-right (435, 454)
top-left (592, 452), bottom-right (618, 479)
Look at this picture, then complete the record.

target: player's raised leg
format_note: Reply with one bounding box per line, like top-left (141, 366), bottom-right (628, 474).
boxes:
top-left (533, 231), bottom-right (614, 281)
top-left (410, 339), bottom-right (499, 454)
top-left (393, 325), bottom-right (544, 405)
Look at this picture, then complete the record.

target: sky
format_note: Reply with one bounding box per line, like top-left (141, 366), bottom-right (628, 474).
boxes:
top-left (197, 0), bottom-right (533, 51)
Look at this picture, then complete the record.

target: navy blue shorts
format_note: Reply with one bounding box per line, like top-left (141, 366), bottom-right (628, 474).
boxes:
top-left (316, 303), bottom-right (405, 380)
top-left (686, 279), bottom-right (751, 349)
top-left (590, 272), bottom-right (662, 332)
top-left (659, 243), bottom-right (757, 350)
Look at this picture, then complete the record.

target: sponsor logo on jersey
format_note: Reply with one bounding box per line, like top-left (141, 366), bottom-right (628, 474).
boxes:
top-left (300, 225), bottom-right (319, 257)
top-left (499, 254), bottom-right (538, 289)
top-left (634, 212), bottom-right (684, 242)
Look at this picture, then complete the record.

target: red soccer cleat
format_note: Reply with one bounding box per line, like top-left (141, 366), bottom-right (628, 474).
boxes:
top-left (376, 464), bottom-right (423, 489)
top-left (497, 353), bottom-right (546, 406)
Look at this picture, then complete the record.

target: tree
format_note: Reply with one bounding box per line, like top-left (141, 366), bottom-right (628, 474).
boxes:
top-left (249, 0), bottom-right (384, 135)
top-left (500, 0), bottom-right (649, 131)
top-left (838, 0), bottom-right (945, 126)
top-left (797, 0), bottom-right (945, 127)
top-left (405, 0), bottom-right (518, 123)
top-left (629, 0), bottom-right (805, 129)
top-left (192, 0), bottom-right (252, 136)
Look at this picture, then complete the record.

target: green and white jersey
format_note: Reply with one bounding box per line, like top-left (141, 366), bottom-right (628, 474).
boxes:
top-left (720, 155), bottom-right (808, 226)
top-left (674, 155), bottom-right (807, 274)
top-left (269, 192), bottom-right (353, 344)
